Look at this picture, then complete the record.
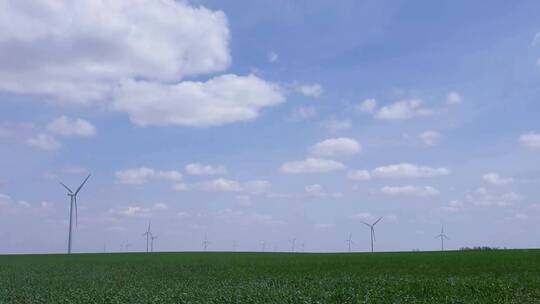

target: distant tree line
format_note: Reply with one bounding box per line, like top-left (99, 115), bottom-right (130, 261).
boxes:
top-left (459, 246), bottom-right (507, 251)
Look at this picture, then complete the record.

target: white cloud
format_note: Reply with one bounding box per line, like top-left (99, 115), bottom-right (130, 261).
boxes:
top-left (26, 133), bottom-right (61, 151)
top-left (109, 206), bottom-right (150, 218)
top-left (374, 99), bottom-right (433, 120)
top-left (519, 132), bottom-right (540, 148)
top-left (115, 167), bottom-right (182, 184)
top-left (319, 118), bottom-right (351, 132)
top-left (0, 0), bottom-right (231, 104)
top-left (296, 84), bottom-right (322, 98)
top-left (280, 158), bottom-right (345, 174)
top-left (112, 75), bottom-right (284, 127)
top-left (304, 184), bottom-right (343, 198)
top-left (419, 131), bottom-right (441, 146)
top-left (310, 137), bottom-right (361, 158)
top-left (442, 200), bottom-right (464, 213)
top-left (447, 92), bottom-right (463, 105)
top-left (179, 178), bottom-right (243, 192)
top-left (185, 163), bottom-right (227, 175)
top-left (357, 98), bottom-right (377, 113)
top-left (267, 51), bottom-right (279, 63)
top-left (156, 170), bottom-right (183, 182)
top-left (115, 167), bottom-right (155, 185)
top-left (346, 170), bottom-right (371, 181)
top-left (349, 212), bottom-right (375, 221)
top-left (465, 188), bottom-right (518, 207)
top-left (482, 173), bottom-right (514, 186)
top-left (371, 163), bottom-right (450, 178)
top-left (381, 186), bottom-right (440, 197)
top-left (289, 106), bottom-right (316, 121)
top-left (47, 116), bottom-right (96, 137)
top-left (152, 203), bottom-right (168, 210)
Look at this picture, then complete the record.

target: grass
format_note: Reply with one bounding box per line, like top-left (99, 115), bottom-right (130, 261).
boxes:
top-left (1, 250), bottom-right (539, 303)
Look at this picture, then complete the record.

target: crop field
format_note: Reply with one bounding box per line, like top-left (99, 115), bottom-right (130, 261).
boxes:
top-left (1, 250), bottom-right (539, 303)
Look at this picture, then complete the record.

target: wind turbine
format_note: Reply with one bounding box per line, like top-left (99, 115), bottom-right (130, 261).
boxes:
top-left (232, 240), bottom-right (237, 252)
top-left (125, 238), bottom-right (132, 252)
top-left (261, 241), bottom-right (266, 252)
top-left (345, 233), bottom-right (354, 252)
top-left (361, 216), bottom-right (383, 253)
top-left (142, 221), bottom-right (151, 253)
top-left (150, 233), bottom-right (158, 252)
top-left (290, 238), bottom-right (296, 253)
top-left (59, 174), bottom-right (91, 254)
top-left (435, 225), bottom-right (450, 251)
top-left (202, 234), bottom-right (210, 251)
top-left (300, 242), bottom-right (305, 252)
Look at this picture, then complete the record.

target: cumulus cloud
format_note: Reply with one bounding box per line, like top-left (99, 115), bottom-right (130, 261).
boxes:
top-left (371, 163), bottom-right (450, 178)
top-left (26, 133), bottom-right (61, 151)
top-left (482, 173), bottom-right (514, 186)
top-left (152, 203), bottom-right (168, 211)
top-left (381, 186), bottom-right (440, 197)
top-left (115, 167), bottom-right (155, 185)
top-left (447, 92), bottom-right (463, 105)
top-left (296, 84), bottom-right (322, 98)
top-left (357, 98), bottom-right (377, 113)
top-left (47, 116), bottom-right (96, 137)
top-left (0, 1), bottom-right (285, 128)
top-left (319, 118), bottom-right (351, 132)
top-left (173, 178), bottom-right (242, 192)
top-left (114, 167), bottom-right (182, 184)
top-left (310, 137), bottom-right (361, 158)
top-left (349, 212), bottom-right (376, 221)
top-left (346, 170), bottom-right (371, 181)
top-left (108, 206), bottom-right (150, 218)
top-left (419, 131), bottom-right (441, 146)
top-left (374, 99), bottom-right (433, 120)
top-left (519, 132), bottom-right (540, 148)
top-left (280, 158), bottom-right (345, 174)
top-left (0, 0), bottom-right (230, 104)
top-left (304, 184), bottom-right (343, 198)
top-left (185, 163), bottom-right (227, 176)
top-left (156, 170), bottom-right (183, 182)
top-left (466, 188), bottom-right (522, 207)
top-left (112, 75), bottom-right (284, 127)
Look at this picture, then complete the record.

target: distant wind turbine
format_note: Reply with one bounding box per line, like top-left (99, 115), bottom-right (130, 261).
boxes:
top-left (300, 242), bottom-right (305, 252)
top-left (435, 225), bottom-right (450, 251)
top-left (290, 238), bottom-right (296, 253)
top-left (125, 238), bottom-right (132, 252)
top-left (361, 216), bottom-right (383, 253)
top-left (261, 241), bottom-right (266, 252)
top-left (59, 174), bottom-right (91, 254)
top-left (142, 221), bottom-right (151, 253)
top-left (232, 240), bottom-right (237, 252)
top-left (345, 233), bottom-right (354, 252)
top-left (202, 234), bottom-right (210, 251)
top-left (150, 233), bottom-right (158, 252)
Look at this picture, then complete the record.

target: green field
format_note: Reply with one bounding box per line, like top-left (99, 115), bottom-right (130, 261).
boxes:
top-left (1, 250), bottom-right (539, 303)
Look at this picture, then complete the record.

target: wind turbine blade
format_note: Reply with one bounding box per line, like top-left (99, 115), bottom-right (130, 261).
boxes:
top-left (373, 216), bottom-right (383, 226)
top-left (444, 235), bottom-right (450, 240)
top-left (74, 174), bottom-right (91, 195)
top-left (59, 182), bottom-right (73, 194)
top-left (360, 221), bottom-right (372, 228)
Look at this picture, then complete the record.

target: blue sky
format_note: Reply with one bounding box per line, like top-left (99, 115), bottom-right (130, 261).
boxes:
top-left (1, 0), bottom-right (539, 254)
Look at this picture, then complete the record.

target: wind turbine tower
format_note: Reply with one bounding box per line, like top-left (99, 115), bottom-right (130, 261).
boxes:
top-left (361, 216), bottom-right (383, 253)
top-left (202, 234), bottom-right (210, 251)
top-left (142, 221), bottom-right (151, 253)
top-left (150, 233), bottom-right (158, 252)
top-left (290, 238), bottom-right (296, 253)
top-left (346, 233), bottom-right (354, 252)
top-left (435, 225), bottom-right (450, 251)
top-left (59, 174), bottom-right (91, 254)
top-left (261, 241), bottom-right (266, 252)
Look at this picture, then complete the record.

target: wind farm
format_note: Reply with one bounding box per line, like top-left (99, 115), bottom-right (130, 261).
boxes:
top-left (1, 0), bottom-right (539, 302)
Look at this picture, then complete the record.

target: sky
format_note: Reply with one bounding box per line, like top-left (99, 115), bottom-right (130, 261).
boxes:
top-left (1, 0), bottom-right (540, 254)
